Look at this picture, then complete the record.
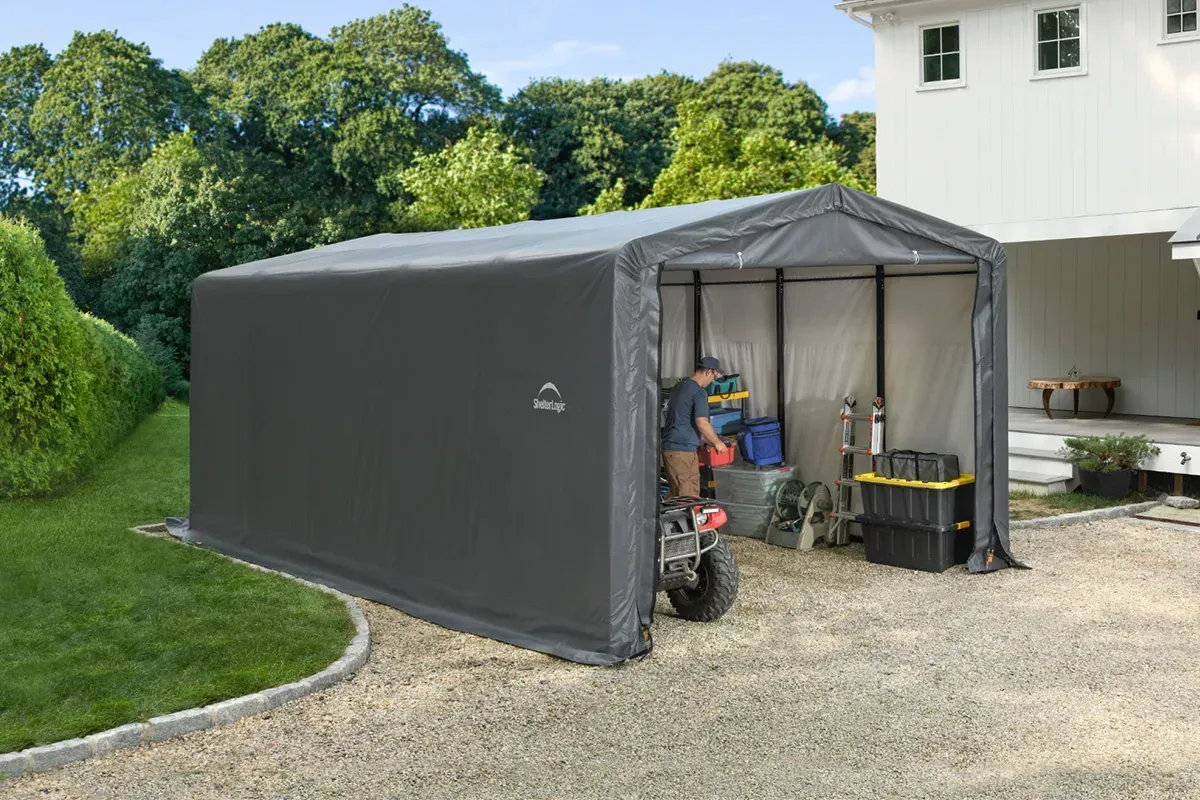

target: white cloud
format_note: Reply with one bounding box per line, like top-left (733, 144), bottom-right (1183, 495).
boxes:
top-left (828, 66), bottom-right (876, 104)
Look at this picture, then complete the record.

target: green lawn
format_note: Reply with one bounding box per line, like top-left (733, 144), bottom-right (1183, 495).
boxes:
top-left (1009, 489), bottom-right (1151, 521)
top-left (0, 401), bottom-right (355, 754)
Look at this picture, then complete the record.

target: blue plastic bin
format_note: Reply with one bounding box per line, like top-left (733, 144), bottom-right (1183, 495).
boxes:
top-left (738, 417), bottom-right (784, 466)
top-left (708, 407), bottom-right (744, 435)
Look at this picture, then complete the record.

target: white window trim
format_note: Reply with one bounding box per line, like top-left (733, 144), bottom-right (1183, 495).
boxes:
top-left (1030, 3), bottom-right (1088, 80)
top-left (1160, 0), bottom-right (1200, 45)
top-left (917, 20), bottom-right (966, 91)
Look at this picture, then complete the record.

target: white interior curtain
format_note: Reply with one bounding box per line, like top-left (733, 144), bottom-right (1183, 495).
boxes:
top-left (658, 272), bottom-right (975, 492)
top-left (883, 274), bottom-right (976, 472)
top-left (660, 284), bottom-right (693, 381)
top-left (700, 281), bottom-right (777, 420)
top-left (782, 279), bottom-right (876, 490)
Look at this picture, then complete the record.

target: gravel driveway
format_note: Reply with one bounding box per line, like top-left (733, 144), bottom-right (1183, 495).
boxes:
top-left (6, 519), bottom-right (1199, 800)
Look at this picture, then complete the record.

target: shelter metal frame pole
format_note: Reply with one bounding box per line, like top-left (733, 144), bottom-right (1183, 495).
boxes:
top-left (775, 269), bottom-right (786, 443)
top-left (665, 269), bottom-right (977, 288)
top-left (875, 264), bottom-right (885, 404)
top-left (692, 270), bottom-right (702, 367)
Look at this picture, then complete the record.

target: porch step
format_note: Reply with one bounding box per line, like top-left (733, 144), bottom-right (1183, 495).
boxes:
top-left (1009, 446), bottom-right (1062, 458)
top-left (1009, 469), bottom-right (1078, 497)
top-left (1009, 444), bottom-right (1078, 482)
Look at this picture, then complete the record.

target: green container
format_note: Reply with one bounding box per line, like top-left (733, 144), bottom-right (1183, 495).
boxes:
top-left (706, 374), bottom-right (741, 397)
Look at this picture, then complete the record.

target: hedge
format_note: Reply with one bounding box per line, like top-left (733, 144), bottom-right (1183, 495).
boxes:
top-left (0, 218), bottom-right (163, 498)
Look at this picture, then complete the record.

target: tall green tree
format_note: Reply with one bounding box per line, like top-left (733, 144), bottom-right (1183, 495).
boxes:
top-left (504, 73), bottom-right (698, 219)
top-left (642, 61), bottom-right (872, 207)
top-left (71, 168), bottom-right (147, 280)
top-left (643, 101), bottom-right (868, 208)
top-left (830, 111), bottom-right (877, 189)
top-left (697, 61), bottom-right (830, 145)
top-left (192, 23), bottom-right (334, 162)
top-left (0, 44), bottom-right (51, 201)
top-left (24, 32), bottom-right (193, 200)
top-left (98, 134), bottom-right (336, 377)
top-left (191, 7), bottom-right (500, 227)
top-left (390, 126), bottom-right (543, 230)
top-left (328, 5), bottom-right (500, 196)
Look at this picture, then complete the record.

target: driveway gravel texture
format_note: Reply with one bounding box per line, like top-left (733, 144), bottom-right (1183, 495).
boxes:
top-left (5, 518), bottom-right (1199, 800)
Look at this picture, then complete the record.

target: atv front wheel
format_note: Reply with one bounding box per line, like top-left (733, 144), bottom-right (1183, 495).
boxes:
top-left (667, 537), bottom-right (739, 621)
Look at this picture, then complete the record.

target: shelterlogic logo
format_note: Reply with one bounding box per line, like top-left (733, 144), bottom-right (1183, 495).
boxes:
top-left (533, 382), bottom-right (567, 414)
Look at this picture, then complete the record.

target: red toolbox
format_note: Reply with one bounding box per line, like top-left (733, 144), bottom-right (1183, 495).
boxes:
top-left (698, 440), bottom-right (736, 467)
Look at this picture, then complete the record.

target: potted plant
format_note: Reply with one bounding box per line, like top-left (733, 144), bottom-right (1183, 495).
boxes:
top-left (1058, 434), bottom-right (1160, 499)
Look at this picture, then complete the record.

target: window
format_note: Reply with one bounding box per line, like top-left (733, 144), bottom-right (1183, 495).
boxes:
top-left (921, 24), bottom-right (961, 85)
top-left (1167, 0), bottom-right (1198, 36)
top-left (1036, 7), bottom-right (1083, 72)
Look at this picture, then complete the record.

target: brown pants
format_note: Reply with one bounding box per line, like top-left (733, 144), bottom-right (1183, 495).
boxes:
top-left (662, 450), bottom-right (700, 498)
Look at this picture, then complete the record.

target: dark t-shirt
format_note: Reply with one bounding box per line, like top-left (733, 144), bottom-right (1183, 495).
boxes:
top-left (662, 379), bottom-right (710, 452)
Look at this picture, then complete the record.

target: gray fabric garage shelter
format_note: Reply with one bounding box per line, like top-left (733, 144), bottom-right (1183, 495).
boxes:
top-left (186, 184), bottom-right (1018, 666)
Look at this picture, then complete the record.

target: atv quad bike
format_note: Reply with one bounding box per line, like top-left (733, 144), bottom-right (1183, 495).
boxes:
top-left (656, 496), bottom-right (739, 621)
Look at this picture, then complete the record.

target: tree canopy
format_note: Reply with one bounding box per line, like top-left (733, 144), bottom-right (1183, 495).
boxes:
top-left (643, 101), bottom-right (868, 208)
top-left (0, 9), bottom-right (875, 397)
top-left (391, 127), bottom-right (543, 231)
top-left (504, 73), bottom-right (698, 218)
top-left (696, 61), bottom-right (829, 146)
top-left (22, 32), bottom-right (192, 200)
top-left (830, 110), bottom-right (877, 189)
top-left (0, 44), bottom-right (51, 202)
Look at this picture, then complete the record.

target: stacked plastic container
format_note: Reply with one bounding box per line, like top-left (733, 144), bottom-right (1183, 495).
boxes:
top-left (711, 463), bottom-right (796, 539)
top-left (855, 471), bottom-right (975, 572)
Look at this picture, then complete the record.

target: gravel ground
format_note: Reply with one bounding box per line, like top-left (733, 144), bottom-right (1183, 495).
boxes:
top-left (6, 519), bottom-right (1200, 800)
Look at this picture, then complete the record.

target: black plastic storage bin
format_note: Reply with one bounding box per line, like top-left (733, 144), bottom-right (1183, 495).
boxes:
top-left (860, 517), bottom-right (972, 573)
top-left (855, 472), bottom-right (974, 527)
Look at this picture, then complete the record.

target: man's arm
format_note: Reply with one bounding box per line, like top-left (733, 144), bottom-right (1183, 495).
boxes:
top-left (692, 390), bottom-right (727, 452)
top-left (695, 417), bottom-right (727, 452)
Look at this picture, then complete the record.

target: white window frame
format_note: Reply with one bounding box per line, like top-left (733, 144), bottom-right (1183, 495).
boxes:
top-left (917, 21), bottom-right (966, 91)
top-left (1161, 0), bottom-right (1200, 45)
top-left (1030, 3), bottom-right (1088, 80)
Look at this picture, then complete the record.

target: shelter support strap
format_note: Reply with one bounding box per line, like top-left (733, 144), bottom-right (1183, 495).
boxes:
top-left (692, 270), bottom-right (702, 367)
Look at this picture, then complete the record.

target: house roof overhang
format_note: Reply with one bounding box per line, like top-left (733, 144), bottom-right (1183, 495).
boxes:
top-left (834, 0), bottom-right (998, 25)
top-left (834, 0), bottom-right (951, 11)
top-left (1168, 207), bottom-right (1200, 278)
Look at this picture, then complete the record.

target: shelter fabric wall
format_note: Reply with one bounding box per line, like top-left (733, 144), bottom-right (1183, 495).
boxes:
top-left (190, 253), bottom-right (646, 665)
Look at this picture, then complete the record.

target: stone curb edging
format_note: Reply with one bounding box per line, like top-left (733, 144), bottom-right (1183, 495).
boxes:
top-left (1011, 501), bottom-right (1161, 529)
top-left (0, 524), bottom-right (370, 782)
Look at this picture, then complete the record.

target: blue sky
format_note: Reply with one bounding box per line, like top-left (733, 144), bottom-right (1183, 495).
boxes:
top-left (1, 0), bottom-right (876, 117)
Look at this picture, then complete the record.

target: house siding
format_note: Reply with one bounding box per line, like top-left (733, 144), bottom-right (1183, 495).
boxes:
top-left (874, 0), bottom-right (1200, 233)
top-left (1008, 232), bottom-right (1200, 417)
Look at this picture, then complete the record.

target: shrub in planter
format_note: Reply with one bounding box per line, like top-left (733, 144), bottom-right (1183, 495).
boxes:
top-left (1058, 434), bottom-right (1160, 499)
top-left (0, 219), bottom-right (162, 498)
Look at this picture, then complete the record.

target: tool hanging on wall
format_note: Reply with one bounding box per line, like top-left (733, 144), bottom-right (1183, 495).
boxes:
top-left (828, 395), bottom-right (885, 546)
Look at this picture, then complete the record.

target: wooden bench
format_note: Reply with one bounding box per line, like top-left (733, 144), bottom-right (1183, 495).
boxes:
top-left (1027, 377), bottom-right (1121, 419)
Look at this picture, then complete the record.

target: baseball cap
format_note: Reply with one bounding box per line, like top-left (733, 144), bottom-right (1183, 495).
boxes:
top-left (698, 356), bottom-right (723, 373)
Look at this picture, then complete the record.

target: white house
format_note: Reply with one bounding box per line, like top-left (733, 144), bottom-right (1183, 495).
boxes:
top-left (836, 0), bottom-right (1200, 490)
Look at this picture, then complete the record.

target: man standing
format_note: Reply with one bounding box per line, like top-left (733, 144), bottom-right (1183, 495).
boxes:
top-left (662, 356), bottom-right (729, 498)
